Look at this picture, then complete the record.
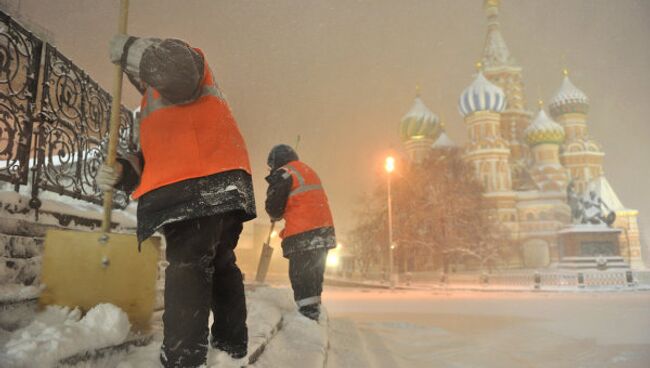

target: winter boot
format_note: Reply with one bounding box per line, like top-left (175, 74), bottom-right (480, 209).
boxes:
top-left (210, 337), bottom-right (247, 359)
top-left (299, 304), bottom-right (321, 321)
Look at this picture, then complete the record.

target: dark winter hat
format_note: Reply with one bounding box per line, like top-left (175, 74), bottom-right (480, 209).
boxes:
top-left (267, 144), bottom-right (299, 170)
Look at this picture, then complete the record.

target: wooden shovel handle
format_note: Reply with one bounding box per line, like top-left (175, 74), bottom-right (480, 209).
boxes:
top-left (265, 221), bottom-right (276, 246)
top-left (102, 0), bottom-right (129, 234)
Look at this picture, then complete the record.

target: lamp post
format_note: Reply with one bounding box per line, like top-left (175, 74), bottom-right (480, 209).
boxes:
top-left (385, 156), bottom-right (396, 289)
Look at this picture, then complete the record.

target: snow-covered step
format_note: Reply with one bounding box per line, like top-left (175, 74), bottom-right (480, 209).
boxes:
top-left (0, 216), bottom-right (52, 238)
top-left (0, 228), bottom-right (46, 291)
top-left (57, 333), bottom-right (154, 367)
top-left (0, 233), bottom-right (44, 258)
top-left (0, 285), bottom-right (39, 331)
top-left (0, 256), bottom-right (41, 285)
top-left (326, 317), bottom-right (373, 368)
top-left (254, 309), bottom-right (329, 368)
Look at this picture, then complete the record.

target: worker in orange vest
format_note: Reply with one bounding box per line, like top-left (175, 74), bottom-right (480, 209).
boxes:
top-left (97, 35), bottom-right (255, 367)
top-left (265, 144), bottom-right (336, 321)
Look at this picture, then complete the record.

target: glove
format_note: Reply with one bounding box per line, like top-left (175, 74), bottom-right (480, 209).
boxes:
top-left (109, 34), bottom-right (130, 64)
top-left (96, 162), bottom-right (123, 192)
top-left (109, 35), bottom-right (157, 76)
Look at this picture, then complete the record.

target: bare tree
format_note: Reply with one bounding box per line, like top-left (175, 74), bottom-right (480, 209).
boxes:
top-left (349, 147), bottom-right (501, 274)
top-left (349, 192), bottom-right (387, 277)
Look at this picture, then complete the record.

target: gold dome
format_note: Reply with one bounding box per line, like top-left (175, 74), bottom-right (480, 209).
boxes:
top-left (484, 0), bottom-right (500, 9)
top-left (525, 109), bottom-right (565, 146)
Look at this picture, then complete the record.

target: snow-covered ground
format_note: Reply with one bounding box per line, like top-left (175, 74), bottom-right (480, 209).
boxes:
top-left (4, 283), bottom-right (649, 367)
top-left (324, 287), bottom-right (650, 368)
top-left (0, 286), bottom-right (328, 368)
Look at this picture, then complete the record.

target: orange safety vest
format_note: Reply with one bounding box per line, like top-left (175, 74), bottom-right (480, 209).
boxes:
top-left (132, 49), bottom-right (251, 199)
top-left (280, 160), bottom-right (334, 239)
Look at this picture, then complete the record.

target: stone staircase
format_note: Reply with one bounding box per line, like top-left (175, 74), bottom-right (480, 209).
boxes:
top-left (0, 233), bottom-right (44, 287)
top-left (0, 190), bottom-right (139, 332)
top-left (0, 230), bottom-right (45, 333)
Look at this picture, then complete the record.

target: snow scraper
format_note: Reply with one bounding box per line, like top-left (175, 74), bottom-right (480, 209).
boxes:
top-left (39, 0), bottom-right (161, 332)
top-left (255, 221), bottom-right (276, 283)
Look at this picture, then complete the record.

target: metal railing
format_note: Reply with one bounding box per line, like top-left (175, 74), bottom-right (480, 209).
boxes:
top-left (0, 10), bottom-right (42, 187)
top-left (0, 9), bottom-right (136, 212)
top-left (433, 270), bottom-right (644, 289)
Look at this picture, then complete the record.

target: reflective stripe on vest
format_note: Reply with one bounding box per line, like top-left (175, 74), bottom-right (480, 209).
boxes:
top-left (279, 160), bottom-right (334, 239)
top-left (284, 164), bottom-right (323, 197)
top-left (140, 83), bottom-right (225, 120)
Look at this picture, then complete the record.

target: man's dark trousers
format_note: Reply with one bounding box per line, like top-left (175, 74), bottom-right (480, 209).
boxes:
top-left (161, 214), bottom-right (247, 367)
top-left (288, 248), bottom-right (328, 320)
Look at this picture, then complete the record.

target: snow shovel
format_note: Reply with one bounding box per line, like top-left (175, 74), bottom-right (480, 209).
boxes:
top-left (39, 0), bottom-right (161, 332)
top-left (255, 221), bottom-right (276, 283)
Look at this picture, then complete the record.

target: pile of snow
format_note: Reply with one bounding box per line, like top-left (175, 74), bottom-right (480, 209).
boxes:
top-left (2, 304), bottom-right (130, 367)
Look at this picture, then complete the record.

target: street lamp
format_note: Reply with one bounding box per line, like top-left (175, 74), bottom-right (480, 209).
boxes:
top-left (385, 156), bottom-right (396, 289)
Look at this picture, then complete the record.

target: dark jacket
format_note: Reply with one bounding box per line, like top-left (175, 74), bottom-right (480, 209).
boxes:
top-left (115, 37), bottom-right (256, 242)
top-left (265, 145), bottom-right (335, 257)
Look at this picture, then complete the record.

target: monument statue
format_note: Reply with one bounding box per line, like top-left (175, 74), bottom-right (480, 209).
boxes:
top-left (566, 181), bottom-right (583, 223)
top-left (567, 181), bottom-right (616, 226)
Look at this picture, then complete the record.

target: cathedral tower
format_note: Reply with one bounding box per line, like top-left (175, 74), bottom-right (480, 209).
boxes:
top-left (459, 67), bottom-right (517, 225)
top-left (459, 68), bottom-right (511, 193)
top-left (548, 70), bottom-right (604, 194)
top-left (524, 101), bottom-right (569, 193)
top-left (481, 0), bottom-right (532, 189)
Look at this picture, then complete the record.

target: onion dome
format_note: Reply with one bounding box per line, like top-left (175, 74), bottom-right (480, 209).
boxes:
top-left (525, 102), bottom-right (565, 146)
top-left (459, 71), bottom-right (507, 117)
top-left (548, 70), bottom-right (589, 117)
top-left (400, 94), bottom-right (441, 142)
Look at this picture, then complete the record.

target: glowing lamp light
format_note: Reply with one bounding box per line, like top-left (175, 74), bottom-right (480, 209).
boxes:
top-left (326, 252), bottom-right (339, 268)
top-left (385, 156), bottom-right (395, 173)
top-left (270, 230), bottom-right (278, 238)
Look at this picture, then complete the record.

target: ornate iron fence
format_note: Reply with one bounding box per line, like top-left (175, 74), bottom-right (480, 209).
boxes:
top-left (34, 44), bottom-right (135, 209)
top-left (0, 9), bottom-right (136, 210)
top-left (0, 11), bottom-right (42, 187)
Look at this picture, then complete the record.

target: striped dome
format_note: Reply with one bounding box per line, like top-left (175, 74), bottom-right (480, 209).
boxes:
top-left (525, 109), bottom-right (565, 146)
top-left (458, 72), bottom-right (507, 117)
top-left (400, 96), bottom-right (441, 141)
top-left (548, 74), bottom-right (589, 118)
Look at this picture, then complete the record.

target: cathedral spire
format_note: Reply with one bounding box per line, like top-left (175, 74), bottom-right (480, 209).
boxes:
top-left (482, 0), bottom-right (515, 69)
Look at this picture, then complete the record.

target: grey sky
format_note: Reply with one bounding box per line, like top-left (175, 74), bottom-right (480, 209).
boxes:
top-left (8, 0), bottom-right (650, 239)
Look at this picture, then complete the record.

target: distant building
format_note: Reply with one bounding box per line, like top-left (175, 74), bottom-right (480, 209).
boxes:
top-left (398, 0), bottom-right (646, 269)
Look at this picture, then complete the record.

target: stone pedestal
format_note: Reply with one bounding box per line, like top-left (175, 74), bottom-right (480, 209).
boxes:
top-left (557, 224), bottom-right (628, 270)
